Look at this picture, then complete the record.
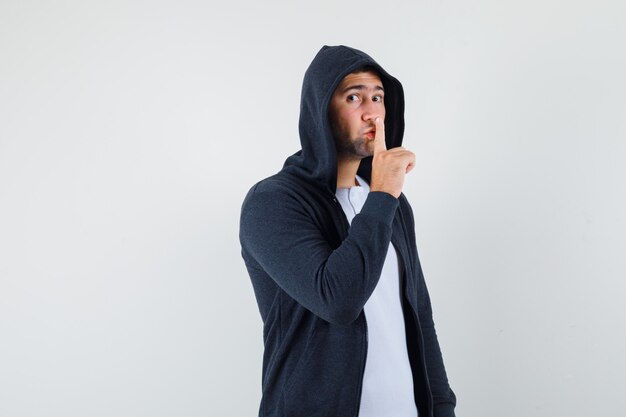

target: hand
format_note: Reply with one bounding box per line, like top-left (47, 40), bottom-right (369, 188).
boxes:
top-left (369, 117), bottom-right (416, 199)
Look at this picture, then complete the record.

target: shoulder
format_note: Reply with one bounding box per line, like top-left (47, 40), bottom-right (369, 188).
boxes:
top-left (240, 172), bottom-right (324, 224)
top-left (242, 172), bottom-right (300, 208)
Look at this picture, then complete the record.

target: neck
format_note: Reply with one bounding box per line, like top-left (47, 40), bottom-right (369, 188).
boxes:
top-left (336, 158), bottom-right (361, 188)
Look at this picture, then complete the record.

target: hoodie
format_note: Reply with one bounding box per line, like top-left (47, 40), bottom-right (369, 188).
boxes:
top-left (239, 45), bottom-right (456, 417)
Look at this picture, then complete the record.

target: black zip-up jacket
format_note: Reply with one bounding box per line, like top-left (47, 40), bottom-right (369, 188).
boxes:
top-left (239, 45), bottom-right (456, 417)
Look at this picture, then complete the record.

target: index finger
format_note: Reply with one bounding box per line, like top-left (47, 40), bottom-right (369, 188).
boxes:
top-left (373, 117), bottom-right (386, 154)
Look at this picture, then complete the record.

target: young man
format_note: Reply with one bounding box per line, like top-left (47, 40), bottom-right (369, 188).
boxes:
top-left (239, 45), bottom-right (456, 417)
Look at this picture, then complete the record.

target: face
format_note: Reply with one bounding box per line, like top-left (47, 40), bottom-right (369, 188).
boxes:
top-left (328, 71), bottom-right (386, 160)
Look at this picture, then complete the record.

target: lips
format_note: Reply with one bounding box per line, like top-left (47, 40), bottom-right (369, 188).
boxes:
top-left (364, 129), bottom-right (376, 139)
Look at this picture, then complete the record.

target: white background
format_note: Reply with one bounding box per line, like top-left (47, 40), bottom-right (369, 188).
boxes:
top-left (1, 1), bottom-right (625, 416)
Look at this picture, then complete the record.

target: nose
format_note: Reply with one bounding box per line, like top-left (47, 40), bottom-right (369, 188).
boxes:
top-left (361, 99), bottom-right (384, 123)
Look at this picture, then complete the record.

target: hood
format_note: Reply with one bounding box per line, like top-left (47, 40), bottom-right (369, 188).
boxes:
top-left (281, 45), bottom-right (405, 197)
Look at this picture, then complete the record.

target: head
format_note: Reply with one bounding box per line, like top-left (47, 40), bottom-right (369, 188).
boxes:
top-left (328, 67), bottom-right (386, 161)
top-left (284, 45), bottom-right (404, 193)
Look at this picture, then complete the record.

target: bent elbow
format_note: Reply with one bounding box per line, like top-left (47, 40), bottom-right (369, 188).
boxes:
top-left (314, 269), bottom-right (368, 325)
top-left (322, 304), bottom-right (363, 326)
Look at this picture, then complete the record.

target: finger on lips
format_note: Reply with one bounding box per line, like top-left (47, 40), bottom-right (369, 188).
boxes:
top-left (374, 117), bottom-right (386, 153)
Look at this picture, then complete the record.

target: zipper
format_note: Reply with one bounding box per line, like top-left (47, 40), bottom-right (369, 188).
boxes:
top-left (330, 187), bottom-right (368, 416)
top-left (330, 192), bottom-right (351, 237)
top-left (353, 311), bottom-right (368, 417)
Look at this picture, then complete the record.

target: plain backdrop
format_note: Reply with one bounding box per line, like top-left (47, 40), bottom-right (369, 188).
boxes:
top-left (1, 1), bottom-right (625, 416)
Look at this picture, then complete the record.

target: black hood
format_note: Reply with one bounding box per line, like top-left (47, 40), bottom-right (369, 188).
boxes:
top-left (281, 45), bottom-right (405, 196)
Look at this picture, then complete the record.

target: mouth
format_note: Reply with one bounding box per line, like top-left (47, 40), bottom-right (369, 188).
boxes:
top-left (364, 129), bottom-right (376, 139)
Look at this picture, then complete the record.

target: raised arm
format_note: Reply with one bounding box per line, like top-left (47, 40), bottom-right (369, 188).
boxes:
top-left (239, 186), bottom-right (398, 325)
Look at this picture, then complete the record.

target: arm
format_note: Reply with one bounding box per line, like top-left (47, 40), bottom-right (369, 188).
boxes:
top-left (239, 184), bottom-right (398, 325)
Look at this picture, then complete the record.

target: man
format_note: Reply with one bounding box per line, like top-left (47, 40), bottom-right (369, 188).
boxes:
top-left (239, 45), bottom-right (456, 417)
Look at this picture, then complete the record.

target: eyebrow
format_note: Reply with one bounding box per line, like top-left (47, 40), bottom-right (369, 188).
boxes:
top-left (341, 84), bottom-right (385, 94)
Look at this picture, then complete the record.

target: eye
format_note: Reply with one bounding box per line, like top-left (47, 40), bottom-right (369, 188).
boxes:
top-left (347, 94), bottom-right (359, 102)
top-left (372, 95), bottom-right (384, 103)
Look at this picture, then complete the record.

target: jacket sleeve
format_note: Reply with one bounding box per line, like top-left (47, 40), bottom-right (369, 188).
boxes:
top-left (401, 195), bottom-right (457, 417)
top-left (239, 186), bottom-right (398, 325)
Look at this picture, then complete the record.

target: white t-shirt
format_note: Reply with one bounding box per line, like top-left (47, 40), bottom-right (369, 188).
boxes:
top-left (335, 175), bottom-right (418, 417)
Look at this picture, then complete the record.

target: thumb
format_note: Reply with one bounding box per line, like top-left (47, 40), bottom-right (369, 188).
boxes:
top-left (373, 117), bottom-right (386, 154)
